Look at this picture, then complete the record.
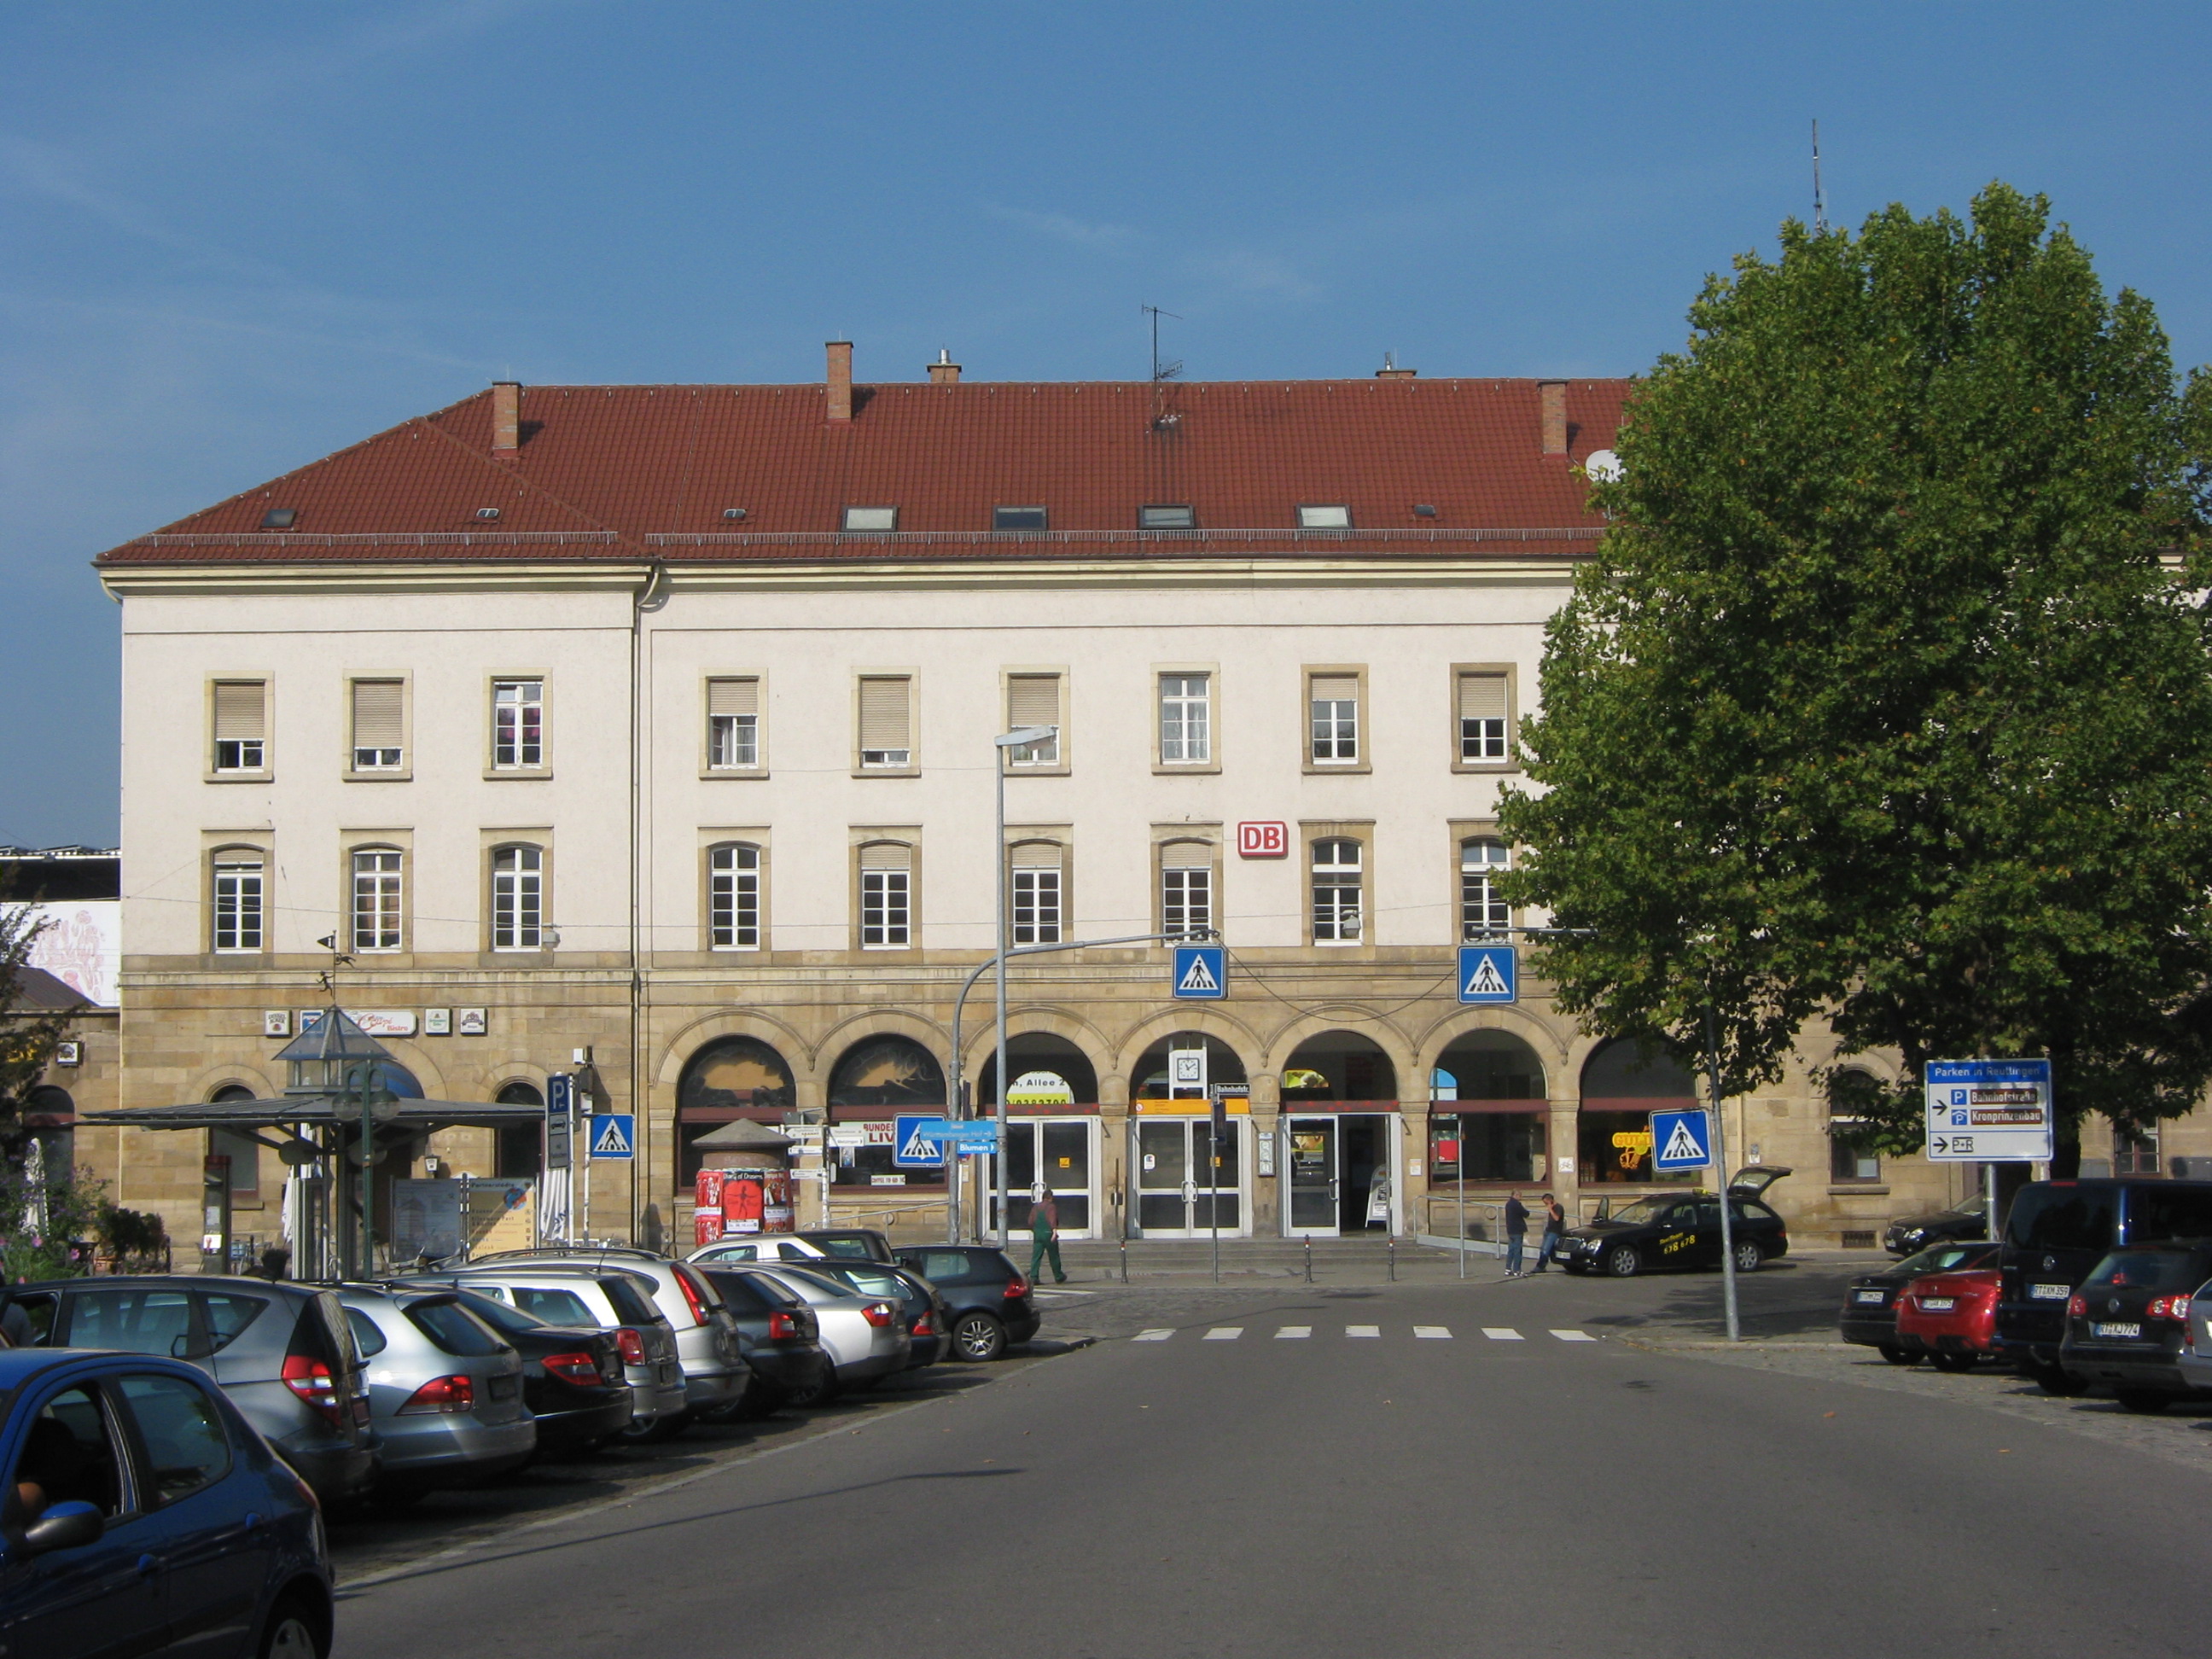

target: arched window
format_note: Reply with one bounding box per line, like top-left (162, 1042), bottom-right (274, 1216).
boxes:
top-left (1282, 1033), bottom-right (1398, 1102)
top-left (212, 851), bottom-right (264, 952)
top-left (709, 843), bottom-right (761, 949)
top-left (1430, 1032), bottom-right (1547, 1186)
top-left (1311, 838), bottom-right (1362, 944)
top-left (858, 843), bottom-right (911, 948)
top-left (1132, 1033), bottom-right (1248, 1101)
top-left (495, 1080), bottom-right (544, 1179)
top-left (352, 847), bottom-right (403, 952)
top-left (492, 845), bottom-right (543, 950)
top-left (208, 1084), bottom-right (260, 1198)
top-left (1579, 1038), bottom-right (1698, 1186)
top-left (1458, 838), bottom-right (1510, 940)
top-left (1010, 842), bottom-right (1062, 945)
top-left (827, 1036), bottom-right (946, 1190)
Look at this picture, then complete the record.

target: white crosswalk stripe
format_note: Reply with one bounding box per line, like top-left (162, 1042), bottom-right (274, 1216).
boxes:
top-left (1276, 1325), bottom-right (1311, 1339)
top-left (1127, 1324), bottom-right (1601, 1346)
top-left (1412, 1325), bottom-right (1452, 1339)
top-left (1481, 1327), bottom-right (1525, 1341)
top-left (1133, 1329), bottom-right (1174, 1342)
top-left (1202, 1327), bottom-right (1243, 1341)
top-left (1345, 1324), bottom-right (1381, 1338)
top-left (1551, 1330), bottom-right (1598, 1342)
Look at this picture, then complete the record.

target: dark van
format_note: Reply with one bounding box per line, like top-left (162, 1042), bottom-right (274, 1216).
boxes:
top-left (1995, 1178), bottom-right (2212, 1394)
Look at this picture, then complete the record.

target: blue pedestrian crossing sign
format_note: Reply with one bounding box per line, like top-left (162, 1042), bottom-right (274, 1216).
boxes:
top-left (1172, 945), bottom-right (1226, 1000)
top-left (894, 1114), bottom-right (948, 1168)
top-left (1650, 1108), bottom-right (1712, 1171)
top-left (1458, 945), bottom-right (1517, 1004)
top-left (588, 1114), bottom-right (637, 1160)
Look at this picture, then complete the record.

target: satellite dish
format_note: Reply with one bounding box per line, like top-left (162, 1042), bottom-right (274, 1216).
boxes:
top-left (1584, 449), bottom-right (1623, 484)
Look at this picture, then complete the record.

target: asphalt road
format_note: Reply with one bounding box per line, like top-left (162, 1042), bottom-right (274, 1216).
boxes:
top-left (336, 1261), bottom-right (2211, 1658)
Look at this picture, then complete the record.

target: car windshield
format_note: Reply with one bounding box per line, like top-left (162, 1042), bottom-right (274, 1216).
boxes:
top-left (1604, 1198), bottom-right (1679, 1227)
top-left (1895, 1243), bottom-right (1994, 1276)
top-left (2083, 1249), bottom-right (2212, 1292)
top-left (2005, 1186), bottom-right (2117, 1252)
top-left (451, 1289), bottom-right (548, 1336)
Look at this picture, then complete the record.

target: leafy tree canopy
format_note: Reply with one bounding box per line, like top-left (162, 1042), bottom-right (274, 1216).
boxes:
top-left (2, 904), bottom-right (73, 1160)
top-left (1499, 183), bottom-right (2212, 1160)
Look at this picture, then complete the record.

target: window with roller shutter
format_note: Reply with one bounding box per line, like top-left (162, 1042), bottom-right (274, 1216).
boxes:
top-left (211, 680), bottom-right (267, 772)
top-left (1160, 840), bottom-right (1214, 940)
top-left (1457, 671), bottom-right (1511, 763)
top-left (1004, 674), bottom-right (1060, 766)
top-left (858, 677), bottom-right (912, 769)
top-left (707, 678), bottom-right (760, 770)
top-left (350, 679), bottom-right (404, 771)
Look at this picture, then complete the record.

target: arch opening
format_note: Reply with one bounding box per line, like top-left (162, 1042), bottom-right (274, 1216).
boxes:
top-left (1429, 1030), bottom-right (1549, 1187)
top-left (1579, 1038), bottom-right (1697, 1185)
top-left (1281, 1032), bottom-right (1398, 1103)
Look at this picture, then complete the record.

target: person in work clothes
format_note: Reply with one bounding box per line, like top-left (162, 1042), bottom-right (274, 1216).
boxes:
top-left (1028, 1186), bottom-right (1068, 1284)
top-left (1534, 1192), bottom-right (1566, 1272)
top-left (1503, 1190), bottom-right (1529, 1277)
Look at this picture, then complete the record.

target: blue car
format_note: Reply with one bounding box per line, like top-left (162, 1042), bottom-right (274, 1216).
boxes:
top-left (0, 1346), bottom-right (333, 1658)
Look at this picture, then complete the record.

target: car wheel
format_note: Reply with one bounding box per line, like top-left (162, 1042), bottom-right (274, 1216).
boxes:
top-left (1604, 1244), bottom-right (1641, 1279)
top-left (1877, 1343), bottom-right (1917, 1366)
top-left (2031, 1362), bottom-right (2091, 1398)
top-left (952, 1310), bottom-right (1009, 1361)
top-left (259, 1597), bottom-right (329, 1659)
top-left (618, 1408), bottom-right (691, 1444)
top-left (1731, 1240), bottom-right (1762, 1274)
top-left (2116, 1388), bottom-right (2172, 1415)
top-left (1930, 1351), bottom-right (1978, 1373)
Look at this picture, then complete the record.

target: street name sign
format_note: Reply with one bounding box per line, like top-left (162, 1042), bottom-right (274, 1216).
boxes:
top-left (897, 1117), bottom-right (999, 1155)
top-left (1923, 1059), bottom-right (2053, 1161)
top-left (1173, 945), bottom-right (1226, 999)
top-left (1650, 1108), bottom-right (1713, 1172)
top-left (1457, 945), bottom-right (1517, 1004)
top-left (589, 1114), bottom-right (636, 1160)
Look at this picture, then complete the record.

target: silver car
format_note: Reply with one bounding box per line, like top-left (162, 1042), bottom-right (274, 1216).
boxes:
top-left (338, 1286), bottom-right (536, 1499)
top-left (443, 1266), bottom-right (689, 1440)
top-left (750, 1264), bottom-right (910, 1396)
top-left (687, 1237), bottom-right (828, 1266)
top-left (469, 1249), bottom-right (748, 1424)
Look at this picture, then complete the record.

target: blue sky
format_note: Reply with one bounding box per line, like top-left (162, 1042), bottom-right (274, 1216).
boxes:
top-left (3, 3), bottom-right (2208, 846)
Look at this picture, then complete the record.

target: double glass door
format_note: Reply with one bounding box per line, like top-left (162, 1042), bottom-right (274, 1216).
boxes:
top-left (989, 1119), bottom-right (1096, 1238)
top-left (1132, 1118), bottom-right (1243, 1236)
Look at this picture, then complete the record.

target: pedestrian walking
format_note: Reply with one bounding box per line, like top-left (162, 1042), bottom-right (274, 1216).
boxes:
top-left (1534, 1192), bottom-right (1566, 1272)
top-left (1027, 1185), bottom-right (1068, 1284)
top-left (1503, 1189), bottom-right (1529, 1277)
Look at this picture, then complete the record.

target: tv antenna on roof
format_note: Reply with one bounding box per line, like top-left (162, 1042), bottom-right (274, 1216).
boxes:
top-left (1141, 304), bottom-right (1182, 383)
top-left (1812, 119), bottom-right (1827, 235)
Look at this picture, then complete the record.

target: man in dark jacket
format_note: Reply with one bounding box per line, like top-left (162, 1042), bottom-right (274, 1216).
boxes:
top-left (1503, 1190), bottom-right (1529, 1277)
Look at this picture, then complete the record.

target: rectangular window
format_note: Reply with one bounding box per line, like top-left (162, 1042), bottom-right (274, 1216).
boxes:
top-left (1139, 504), bottom-right (1195, 529)
top-left (707, 678), bottom-right (760, 770)
top-left (1010, 845), bottom-right (1062, 946)
top-left (1005, 674), bottom-right (1061, 765)
top-left (1296, 504), bottom-right (1352, 529)
top-left (842, 505), bottom-right (898, 533)
top-left (1829, 1126), bottom-right (1882, 1185)
top-left (1458, 672), bottom-right (1510, 762)
top-left (492, 846), bottom-right (543, 950)
top-left (859, 845), bottom-right (911, 947)
top-left (350, 679), bottom-right (404, 770)
top-left (352, 849), bottom-right (403, 952)
top-left (993, 506), bottom-right (1048, 532)
top-left (1309, 674), bottom-right (1359, 765)
top-left (1311, 838), bottom-right (1362, 945)
top-left (212, 858), bottom-right (264, 952)
top-left (210, 1128), bottom-right (261, 1200)
top-left (2115, 1127), bottom-right (2162, 1178)
top-left (858, 677), bottom-right (911, 768)
top-left (710, 843), bottom-right (761, 949)
top-left (1159, 673), bottom-right (1211, 764)
top-left (212, 681), bottom-right (266, 772)
top-left (1459, 838), bottom-right (1510, 940)
top-left (1161, 843), bottom-right (1213, 940)
top-left (492, 680), bottom-right (544, 770)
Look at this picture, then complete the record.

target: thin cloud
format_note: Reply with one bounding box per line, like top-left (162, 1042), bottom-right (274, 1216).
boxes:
top-left (981, 202), bottom-right (1143, 253)
top-left (1185, 247), bottom-right (1322, 303)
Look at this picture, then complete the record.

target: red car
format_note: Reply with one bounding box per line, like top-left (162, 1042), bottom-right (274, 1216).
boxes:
top-left (1895, 1266), bottom-right (2003, 1371)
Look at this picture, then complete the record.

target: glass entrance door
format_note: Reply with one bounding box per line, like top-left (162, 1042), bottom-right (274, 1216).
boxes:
top-left (1132, 1119), bottom-right (1243, 1237)
top-left (1284, 1116), bottom-right (1340, 1237)
top-left (989, 1119), bottom-right (1097, 1238)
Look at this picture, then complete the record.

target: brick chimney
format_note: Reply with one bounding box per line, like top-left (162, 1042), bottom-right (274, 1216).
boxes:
top-left (1539, 380), bottom-right (1568, 455)
top-left (491, 381), bottom-right (521, 457)
top-left (826, 341), bottom-right (853, 422)
top-left (928, 348), bottom-right (961, 386)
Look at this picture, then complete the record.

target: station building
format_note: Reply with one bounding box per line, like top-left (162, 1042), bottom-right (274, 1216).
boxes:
top-left (80, 342), bottom-right (2132, 1259)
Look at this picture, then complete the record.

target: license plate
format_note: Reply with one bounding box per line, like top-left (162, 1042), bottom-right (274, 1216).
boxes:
top-left (2029, 1284), bottom-right (2070, 1300)
top-left (1854, 1290), bottom-right (1886, 1305)
top-left (489, 1374), bottom-right (518, 1400)
top-left (659, 1364), bottom-right (681, 1385)
top-left (2091, 1322), bottom-right (2142, 1340)
top-left (1919, 1297), bottom-right (1955, 1312)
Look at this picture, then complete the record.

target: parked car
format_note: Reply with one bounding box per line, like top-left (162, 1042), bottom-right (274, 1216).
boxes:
top-left (1838, 1241), bottom-right (2000, 1360)
top-left (1883, 1203), bottom-right (1991, 1256)
top-left (693, 1266), bottom-right (835, 1411)
top-left (793, 1259), bottom-right (947, 1369)
top-left (892, 1244), bottom-right (1042, 1360)
top-left (1557, 1181), bottom-right (1790, 1279)
top-left (2057, 1241), bottom-right (2212, 1412)
top-left (418, 1287), bottom-right (635, 1454)
top-left (433, 1266), bottom-right (689, 1437)
top-left (1994, 1177), bottom-right (2212, 1394)
top-left (1893, 1260), bottom-right (2005, 1371)
top-left (687, 1236), bottom-right (828, 1266)
top-left (798, 1229), bottom-right (896, 1262)
top-left (744, 1265), bottom-right (910, 1395)
top-left (337, 1286), bottom-right (537, 1499)
top-left (469, 1249), bottom-right (748, 1427)
top-left (0, 1345), bottom-right (335, 1659)
top-left (0, 1275), bottom-right (374, 1507)
top-left (2176, 1275), bottom-right (2212, 1399)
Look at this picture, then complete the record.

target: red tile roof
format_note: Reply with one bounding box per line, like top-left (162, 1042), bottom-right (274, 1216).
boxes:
top-left (96, 375), bottom-right (1629, 566)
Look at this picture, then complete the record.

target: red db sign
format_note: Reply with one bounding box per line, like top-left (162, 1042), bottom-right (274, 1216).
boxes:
top-left (1237, 821), bottom-right (1289, 858)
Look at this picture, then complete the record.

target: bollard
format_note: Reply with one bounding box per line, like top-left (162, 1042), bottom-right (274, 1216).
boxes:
top-left (1388, 1237), bottom-right (1396, 1282)
top-left (1304, 1234), bottom-right (1313, 1283)
top-left (1120, 1236), bottom-right (1128, 1284)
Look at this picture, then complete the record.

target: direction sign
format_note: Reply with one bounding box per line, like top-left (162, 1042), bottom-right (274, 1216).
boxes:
top-left (589, 1114), bottom-right (636, 1160)
top-left (1457, 945), bottom-right (1517, 1004)
top-left (1650, 1108), bottom-right (1713, 1171)
top-left (897, 1117), bottom-right (999, 1155)
top-left (1173, 945), bottom-right (1226, 1000)
top-left (1923, 1058), bottom-right (2053, 1161)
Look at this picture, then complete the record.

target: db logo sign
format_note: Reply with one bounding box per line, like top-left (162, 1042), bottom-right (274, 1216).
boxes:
top-left (1237, 821), bottom-right (1289, 858)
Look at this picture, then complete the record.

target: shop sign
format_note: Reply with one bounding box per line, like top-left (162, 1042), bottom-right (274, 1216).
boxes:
top-left (1007, 1070), bottom-right (1074, 1106)
top-left (298, 1008), bottom-right (417, 1037)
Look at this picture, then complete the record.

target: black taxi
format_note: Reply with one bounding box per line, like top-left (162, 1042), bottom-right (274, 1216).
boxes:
top-left (1558, 1167), bottom-right (1791, 1278)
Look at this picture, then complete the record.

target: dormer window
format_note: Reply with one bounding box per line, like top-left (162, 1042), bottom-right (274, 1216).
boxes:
top-left (1139, 504), bottom-right (1195, 529)
top-left (843, 506), bottom-right (898, 532)
top-left (476, 507), bottom-right (501, 521)
top-left (260, 508), bottom-right (297, 529)
top-left (1296, 504), bottom-right (1352, 529)
top-left (993, 506), bottom-right (1048, 532)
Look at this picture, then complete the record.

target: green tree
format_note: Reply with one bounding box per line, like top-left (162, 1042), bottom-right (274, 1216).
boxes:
top-left (1, 905), bottom-right (74, 1159)
top-left (1499, 183), bottom-right (2212, 1166)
